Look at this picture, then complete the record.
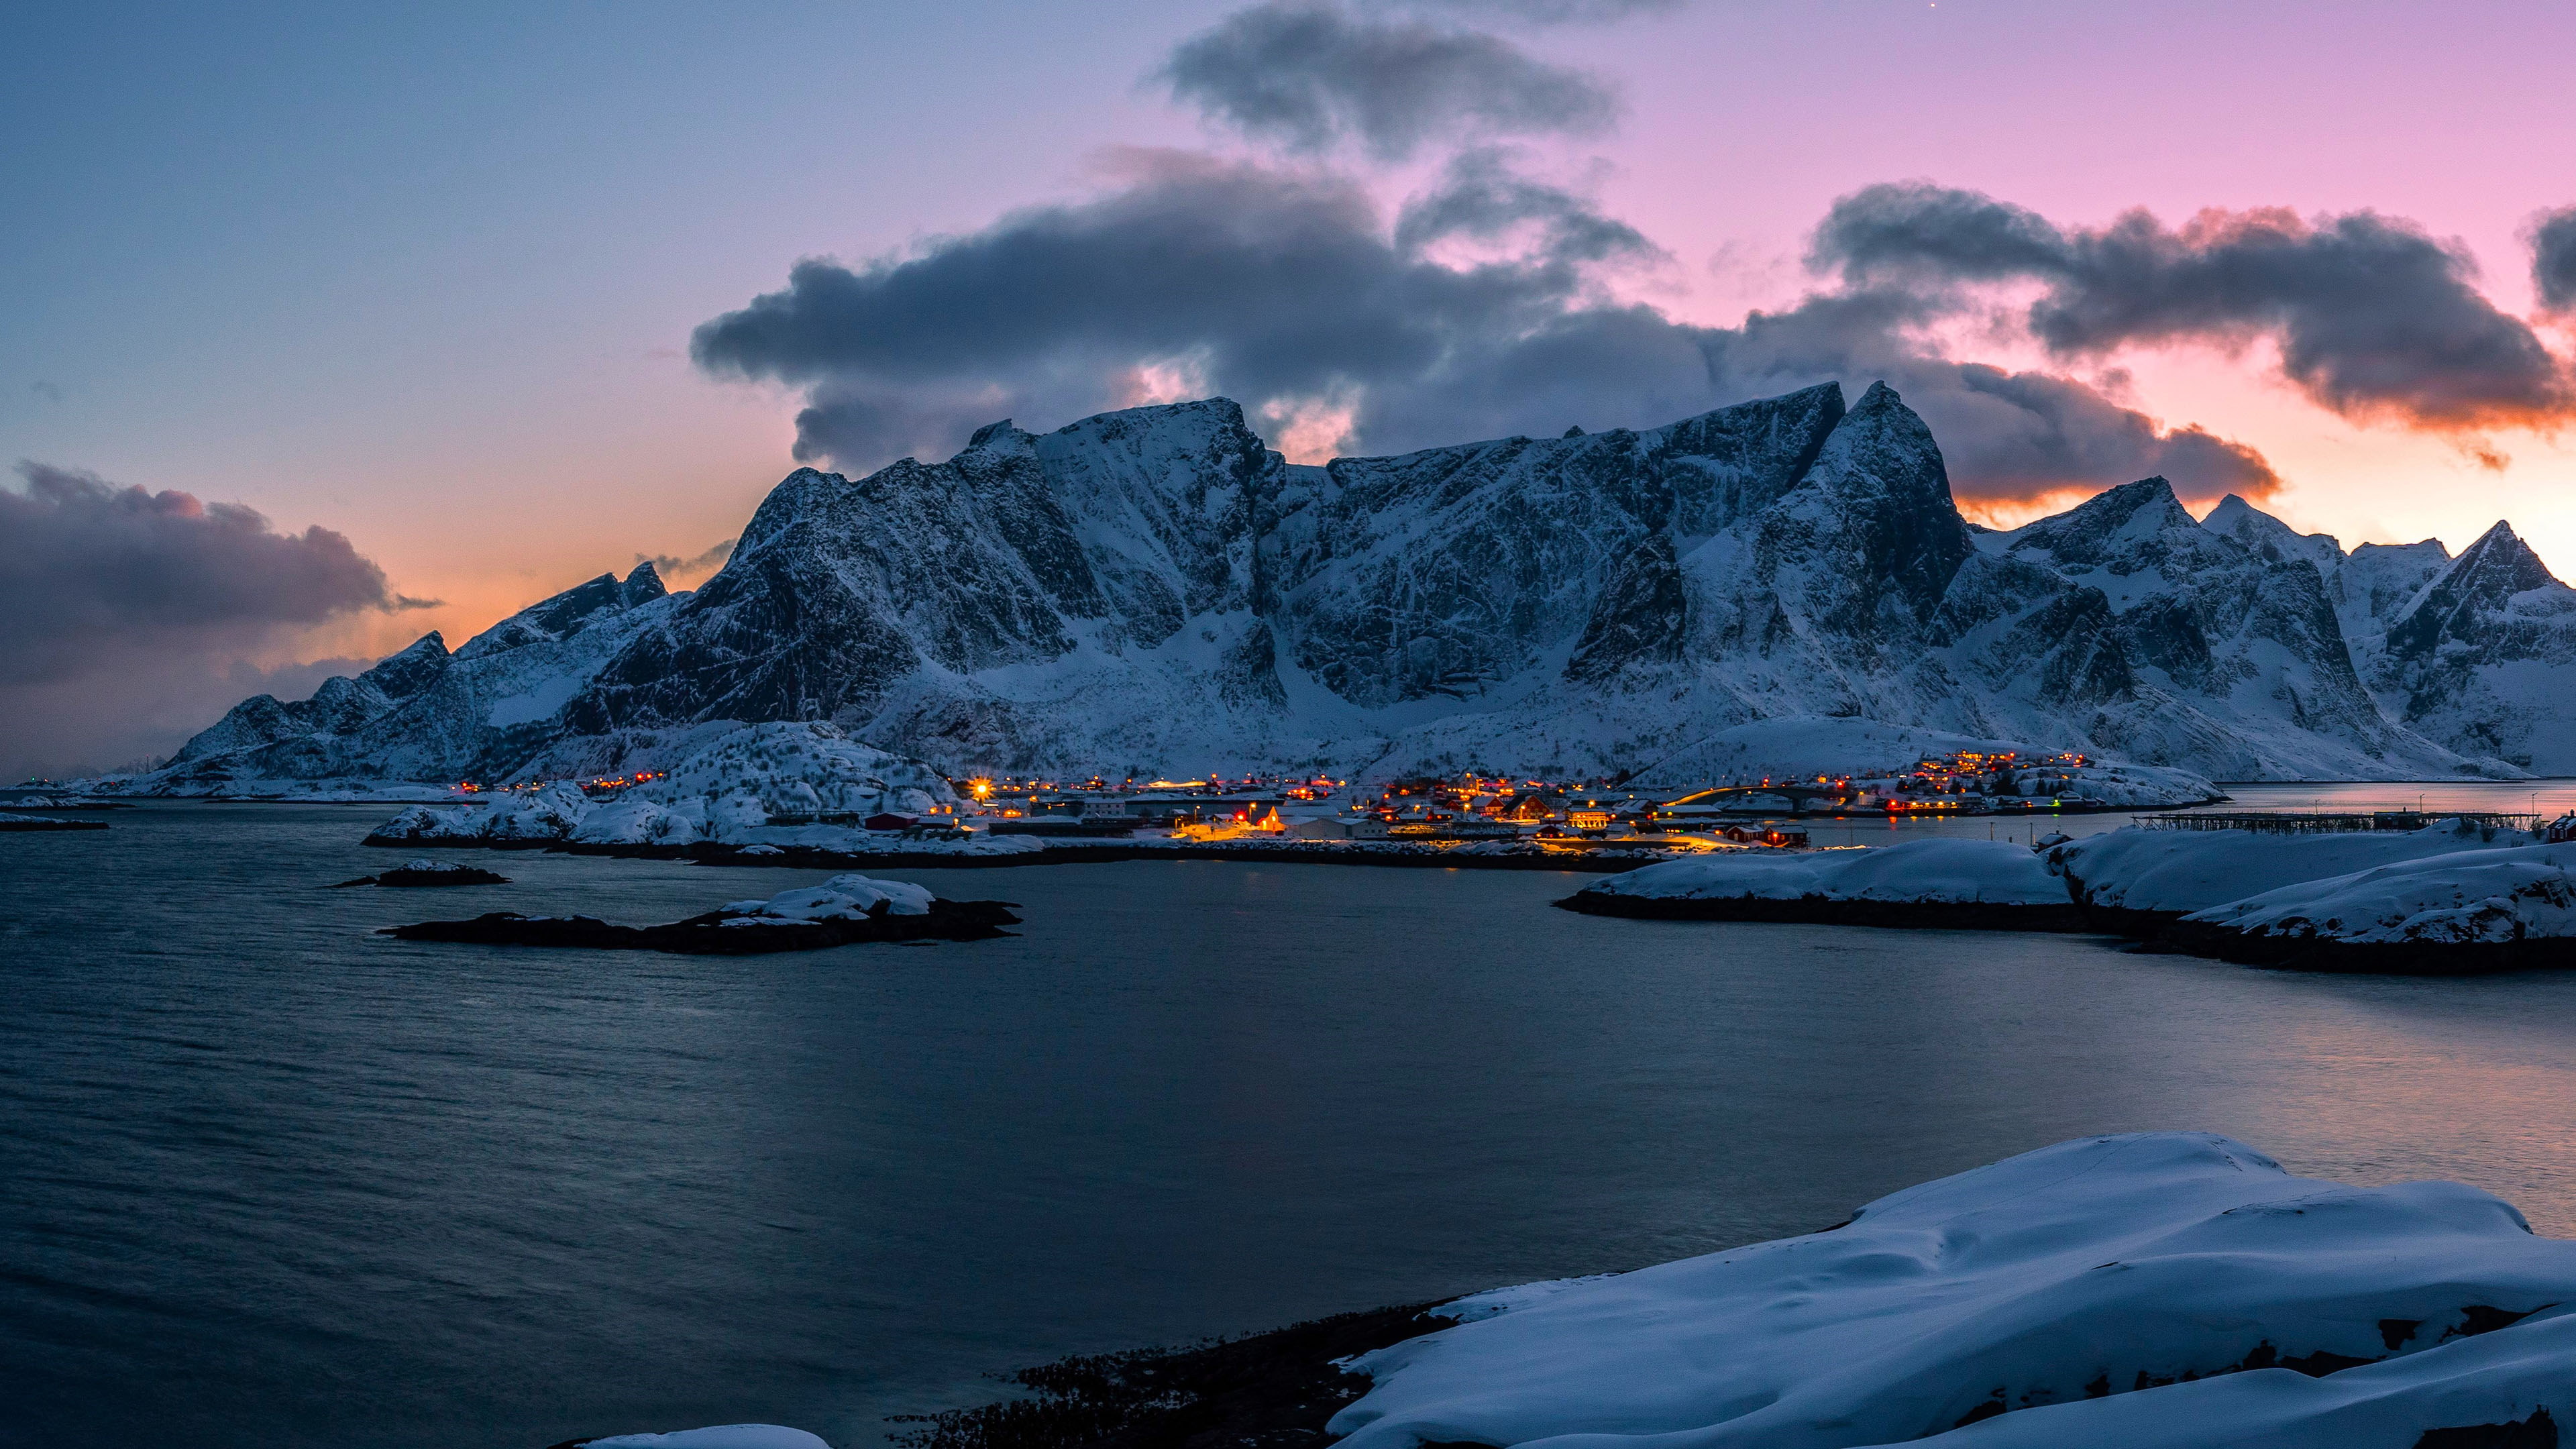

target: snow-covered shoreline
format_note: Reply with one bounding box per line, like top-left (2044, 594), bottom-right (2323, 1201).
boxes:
top-left (1558, 839), bottom-right (2085, 930)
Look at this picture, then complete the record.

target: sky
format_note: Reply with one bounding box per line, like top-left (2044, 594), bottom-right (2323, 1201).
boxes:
top-left (5, 0), bottom-right (2575, 777)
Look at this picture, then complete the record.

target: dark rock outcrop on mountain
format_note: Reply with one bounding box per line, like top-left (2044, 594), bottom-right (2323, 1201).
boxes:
top-left (144, 564), bottom-right (679, 790)
top-left (131, 381), bottom-right (2576, 788)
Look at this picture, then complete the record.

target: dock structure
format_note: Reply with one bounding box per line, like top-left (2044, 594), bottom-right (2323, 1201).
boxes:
top-left (2133, 810), bottom-right (2538, 835)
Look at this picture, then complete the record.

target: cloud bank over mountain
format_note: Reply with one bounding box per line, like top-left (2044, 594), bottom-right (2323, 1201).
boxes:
top-left (1813, 182), bottom-right (2576, 431)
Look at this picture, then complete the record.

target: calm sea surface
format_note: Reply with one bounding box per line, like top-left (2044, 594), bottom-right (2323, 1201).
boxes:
top-left (10, 793), bottom-right (2576, 1448)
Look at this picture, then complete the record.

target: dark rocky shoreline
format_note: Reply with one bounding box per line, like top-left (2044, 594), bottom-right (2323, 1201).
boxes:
top-left (333, 863), bottom-right (512, 888)
top-left (2150, 918), bottom-right (2576, 976)
top-left (359, 834), bottom-right (1674, 873)
top-left (0, 814), bottom-right (109, 832)
top-left (382, 898), bottom-right (1020, 953)
top-left (1554, 891), bottom-right (2092, 932)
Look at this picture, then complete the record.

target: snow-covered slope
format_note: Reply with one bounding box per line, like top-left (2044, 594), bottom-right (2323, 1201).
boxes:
top-left (2181, 841), bottom-right (2576, 949)
top-left (137, 380), bottom-right (2576, 787)
top-left (123, 564), bottom-right (682, 792)
top-left (1331, 1132), bottom-right (2576, 1449)
top-left (2053, 819), bottom-right (2541, 920)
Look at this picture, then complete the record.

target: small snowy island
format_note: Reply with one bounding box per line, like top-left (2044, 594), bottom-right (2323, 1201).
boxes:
top-left (331, 859), bottom-right (511, 888)
top-left (1559, 839), bottom-right (2082, 930)
top-left (380, 873), bottom-right (1018, 953)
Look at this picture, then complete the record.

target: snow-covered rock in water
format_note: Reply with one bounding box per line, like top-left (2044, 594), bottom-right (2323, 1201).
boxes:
top-left (2054, 819), bottom-right (2539, 931)
top-left (580, 1426), bottom-right (828, 1449)
top-left (1563, 839), bottom-right (2078, 927)
top-left (720, 873), bottom-right (934, 921)
top-left (368, 722), bottom-right (956, 847)
top-left (1330, 1132), bottom-right (2576, 1449)
top-left (2167, 841), bottom-right (2576, 971)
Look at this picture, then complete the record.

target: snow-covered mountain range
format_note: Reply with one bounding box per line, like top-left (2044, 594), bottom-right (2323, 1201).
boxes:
top-left (132, 381), bottom-right (2576, 790)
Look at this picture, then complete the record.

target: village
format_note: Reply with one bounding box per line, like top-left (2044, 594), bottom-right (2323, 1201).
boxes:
top-left (780, 748), bottom-right (2135, 853)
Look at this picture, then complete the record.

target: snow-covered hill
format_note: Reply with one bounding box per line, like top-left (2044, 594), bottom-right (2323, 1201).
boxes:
top-left (117, 382), bottom-right (2576, 789)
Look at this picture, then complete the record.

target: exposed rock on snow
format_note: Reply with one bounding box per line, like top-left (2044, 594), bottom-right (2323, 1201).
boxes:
top-left (127, 382), bottom-right (2576, 789)
top-left (1561, 839), bottom-right (2082, 930)
top-left (1330, 1132), bottom-right (2576, 1449)
top-left (329, 859), bottom-right (509, 888)
top-left (2164, 842), bottom-right (2576, 972)
top-left (380, 874), bottom-right (1017, 953)
top-left (2052, 820), bottom-right (2539, 934)
top-left (367, 722), bottom-right (955, 848)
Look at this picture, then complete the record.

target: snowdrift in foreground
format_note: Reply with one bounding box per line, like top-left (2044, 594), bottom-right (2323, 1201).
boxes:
top-left (2167, 842), bottom-right (2576, 971)
top-left (2053, 819), bottom-right (2540, 926)
top-left (1332, 1132), bottom-right (2576, 1449)
top-left (370, 722), bottom-right (955, 847)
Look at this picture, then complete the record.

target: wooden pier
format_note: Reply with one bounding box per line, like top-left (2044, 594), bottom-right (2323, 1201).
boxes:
top-left (2133, 810), bottom-right (2538, 835)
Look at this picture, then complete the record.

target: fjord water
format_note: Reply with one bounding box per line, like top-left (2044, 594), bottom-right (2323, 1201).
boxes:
top-left (11, 804), bottom-right (2576, 1449)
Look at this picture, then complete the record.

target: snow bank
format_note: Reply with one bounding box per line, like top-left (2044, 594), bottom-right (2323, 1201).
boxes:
top-left (2053, 818), bottom-right (2537, 925)
top-left (370, 722), bottom-right (955, 847)
top-left (719, 873), bottom-right (934, 922)
top-left (2163, 842), bottom-right (2576, 971)
top-left (1586, 839), bottom-right (2063, 906)
top-left (582, 1428), bottom-right (828, 1449)
top-left (1331, 1132), bottom-right (2576, 1449)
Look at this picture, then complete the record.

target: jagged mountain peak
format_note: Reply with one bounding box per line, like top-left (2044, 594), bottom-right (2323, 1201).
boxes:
top-left (2005, 476), bottom-right (2198, 560)
top-left (2387, 520), bottom-right (2566, 659)
top-left (358, 633), bottom-right (452, 700)
top-left (619, 560), bottom-right (668, 604)
top-left (2201, 495), bottom-right (2345, 574)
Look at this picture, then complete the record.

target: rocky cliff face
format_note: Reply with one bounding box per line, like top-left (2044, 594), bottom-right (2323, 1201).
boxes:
top-left (149, 563), bottom-right (678, 790)
top-left (138, 383), bottom-right (2571, 788)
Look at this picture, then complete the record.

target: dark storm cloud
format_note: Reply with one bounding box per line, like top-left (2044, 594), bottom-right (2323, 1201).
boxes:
top-left (0, 463), bottom-right (428, 779)
top-left (2533, 206), bottom-right (2576, 313)
top-left (1813, 182), bottom-right (2576, 429)
top-left (1157, 1), bottom-right (1617, 161)
top-left (692, 155), bottom-right (2278, 506)
top-left (0, 463), bottom-right (421, 684)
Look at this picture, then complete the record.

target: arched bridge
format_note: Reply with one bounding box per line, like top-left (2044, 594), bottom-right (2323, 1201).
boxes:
top-left (1660, 784), bottom-right (1847, 813)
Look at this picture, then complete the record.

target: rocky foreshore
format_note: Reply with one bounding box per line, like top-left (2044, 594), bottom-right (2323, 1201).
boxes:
top-left (888, 1134), bottom-right (2576, 1449)
top-left (1558, 839), bottom-right (2090, 931)
top-left (362, 827), bottom-right (1687, 873)
top-left (333, 859), bottom-right (512, 888)
top-left (0, 812), bottom-right (110, 832)
top-left (383, 873), bottom-right (1019, 954)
